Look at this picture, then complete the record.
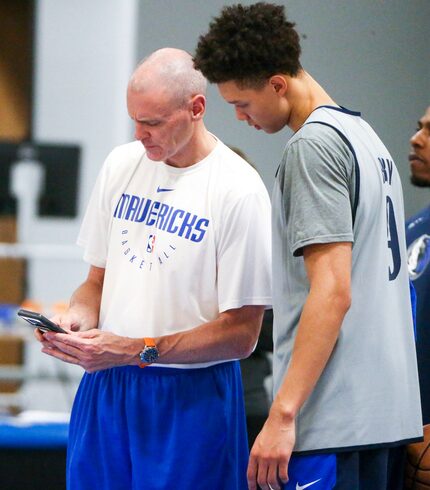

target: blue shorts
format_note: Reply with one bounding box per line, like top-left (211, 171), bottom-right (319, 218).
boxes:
top-left (67, 361), bottom-right (249, 490)
top-left (283, 446), bottom-right (406, 490)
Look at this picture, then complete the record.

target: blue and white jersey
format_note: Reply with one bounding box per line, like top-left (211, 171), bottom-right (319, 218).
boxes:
top-left (407, 204), bottom-right (430, 423)
top-left (407, 205), bottom-right (430, 302)
top-left (78, 138), bottom-right (272, 368)
top-left (272, 106), bottom-right (422, 452)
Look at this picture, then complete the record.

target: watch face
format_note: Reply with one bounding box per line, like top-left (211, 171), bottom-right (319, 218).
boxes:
top-left (142, 346), bottom-right (159, 363)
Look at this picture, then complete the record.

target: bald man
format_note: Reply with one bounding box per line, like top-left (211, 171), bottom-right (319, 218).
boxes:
top-left (35, 48), bottom-right (271, 490)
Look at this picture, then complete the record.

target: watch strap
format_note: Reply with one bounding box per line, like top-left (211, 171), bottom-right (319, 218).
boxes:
top-left (144, 337), bottom-right (156, 348)
top-left (138, 337), bottom-right (157, 368)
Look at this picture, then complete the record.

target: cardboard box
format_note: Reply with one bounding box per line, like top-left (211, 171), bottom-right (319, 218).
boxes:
top-left (0, 334), bottom-right (24, 392)
top-left (0, 217), bottom-right (26, 303)
top-left (0, 217), bottom-right (26, 394)
top-left (0, 258), bottom-right (26, 304)
top-left (0, 216), bottom-right (17, 243)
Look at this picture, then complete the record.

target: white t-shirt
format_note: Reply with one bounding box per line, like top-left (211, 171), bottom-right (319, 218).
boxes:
top-left (78, 138), bottom-right (272, 368)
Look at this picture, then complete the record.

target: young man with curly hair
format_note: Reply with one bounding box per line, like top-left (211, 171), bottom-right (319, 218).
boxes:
top-left (195, 3), bottom-right (422, 490)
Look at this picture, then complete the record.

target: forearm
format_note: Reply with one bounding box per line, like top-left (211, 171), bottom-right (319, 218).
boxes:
top-left (59, 265), bottom-right (105, 331)
top-left (42, 304), bottom-right (265, 372)
top-left (148, 305), bottom-right (265, 365)
top-left (68, 282), bottom-right (102, 329)
top-left (272, 241), bottom-right (352, 420)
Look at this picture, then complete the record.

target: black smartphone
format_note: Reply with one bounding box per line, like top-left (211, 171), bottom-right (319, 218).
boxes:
top-left (17, 309), bottom-right (68, 334)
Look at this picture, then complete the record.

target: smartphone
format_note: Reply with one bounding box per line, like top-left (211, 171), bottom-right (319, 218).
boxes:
top-left (17, 309), bottom-right (68, 334)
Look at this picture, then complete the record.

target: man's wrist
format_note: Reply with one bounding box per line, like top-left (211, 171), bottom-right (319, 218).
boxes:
top-left (138, 337), bottom-right (159, 367)
top-left (270, 397), bottom-right (297, 423)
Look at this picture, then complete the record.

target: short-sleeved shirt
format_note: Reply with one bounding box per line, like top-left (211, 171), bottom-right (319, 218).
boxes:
top-left (272, 106), bottom-right (422, 452)
top-left (78, 138), bottom-right (272, 368)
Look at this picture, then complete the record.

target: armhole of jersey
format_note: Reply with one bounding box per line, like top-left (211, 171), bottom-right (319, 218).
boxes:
top-left (304, 121), bottom-right (360, 225)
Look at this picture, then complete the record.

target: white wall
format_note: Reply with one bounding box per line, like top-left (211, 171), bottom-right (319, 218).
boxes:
top-left (136, 0), bottom-right (430, 218)
top-left (27, 0), bottom-right (138, 305)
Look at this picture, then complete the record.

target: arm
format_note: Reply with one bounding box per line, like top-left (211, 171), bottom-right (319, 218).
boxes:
top-left (34, 264), bottom-right (104, 345)
top-left (40, 304), bottom-right (265, 372)
top-left (154, 304), bottom-right (265, 363)
top-left (247, 242), bottom-right (352, 490)
top-left (60, 265), bottom-right (105, 331)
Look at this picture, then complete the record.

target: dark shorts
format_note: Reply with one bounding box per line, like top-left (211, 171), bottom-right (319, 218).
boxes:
top-left (283, 446), bottom-right (406, 490)
top-left (67, 361), bottom-right (249, 490)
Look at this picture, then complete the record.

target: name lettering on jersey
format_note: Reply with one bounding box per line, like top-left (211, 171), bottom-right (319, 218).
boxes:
top-left (114, 193), bottom-right (209, 243)
top-left (378, 157), bottom-right (393, 185)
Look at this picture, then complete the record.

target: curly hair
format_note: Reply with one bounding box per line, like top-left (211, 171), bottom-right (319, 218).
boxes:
top-left (194, 2), bottom-right (301, 87)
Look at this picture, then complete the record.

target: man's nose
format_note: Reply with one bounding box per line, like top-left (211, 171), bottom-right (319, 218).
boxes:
top-left (135, 123), bottom-right (149, 140)
top-left (410, 128), bottom-right (423, 148)
top-left (235, 107), bottom-right (248, 122)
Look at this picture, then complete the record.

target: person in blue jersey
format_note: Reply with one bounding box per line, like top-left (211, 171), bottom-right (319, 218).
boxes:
top-left (34, 48), bottom-right (272, 490)
top-left (194, 3), bottom-right (422, 490)
top-left (406, 105), bottom-right (430, 424)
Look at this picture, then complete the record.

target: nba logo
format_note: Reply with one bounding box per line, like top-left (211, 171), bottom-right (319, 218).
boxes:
top-left (146, 234), bottom-right (156, 253)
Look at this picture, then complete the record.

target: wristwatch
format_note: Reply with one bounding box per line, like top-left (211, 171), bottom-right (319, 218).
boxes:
top-left (138, 338), bottom-right (159, 368)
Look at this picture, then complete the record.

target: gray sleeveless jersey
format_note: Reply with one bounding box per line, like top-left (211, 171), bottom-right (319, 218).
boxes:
top-left (272, 106), bottom-right (422, 452)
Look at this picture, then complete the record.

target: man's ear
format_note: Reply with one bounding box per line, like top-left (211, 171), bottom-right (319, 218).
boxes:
top-left (269, 75), bottom-right (287, 96)
top-left (190, 94), bottom-right (206, 119)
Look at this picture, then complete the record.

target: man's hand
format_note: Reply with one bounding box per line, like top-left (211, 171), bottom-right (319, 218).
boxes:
top-left (34, 306), bottom-right (98, 354)
top-left (247, 405), bottom-right (294, 490)
top-left (38, 329), bottom-right (139, 372)
top-left (51, 308), bottom-right (95, 332)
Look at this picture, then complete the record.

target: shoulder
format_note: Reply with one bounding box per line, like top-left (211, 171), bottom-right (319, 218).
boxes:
top-left (209, 140), bottom-right (270, 201)
top-left (99, 141), bottom-right (146, 187)
top-left (104, 141), bottom-right (145, 168)
top-left (279, 122), bottom-right (354, 184)
top-left (287, 105), bottom-right (365, 160)
top-left (90, 142), bottom-right (147, 202)
top-left (214, 141), bottom-right (267, 189)
top-left (288, 121), bottom-right (353, 157)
